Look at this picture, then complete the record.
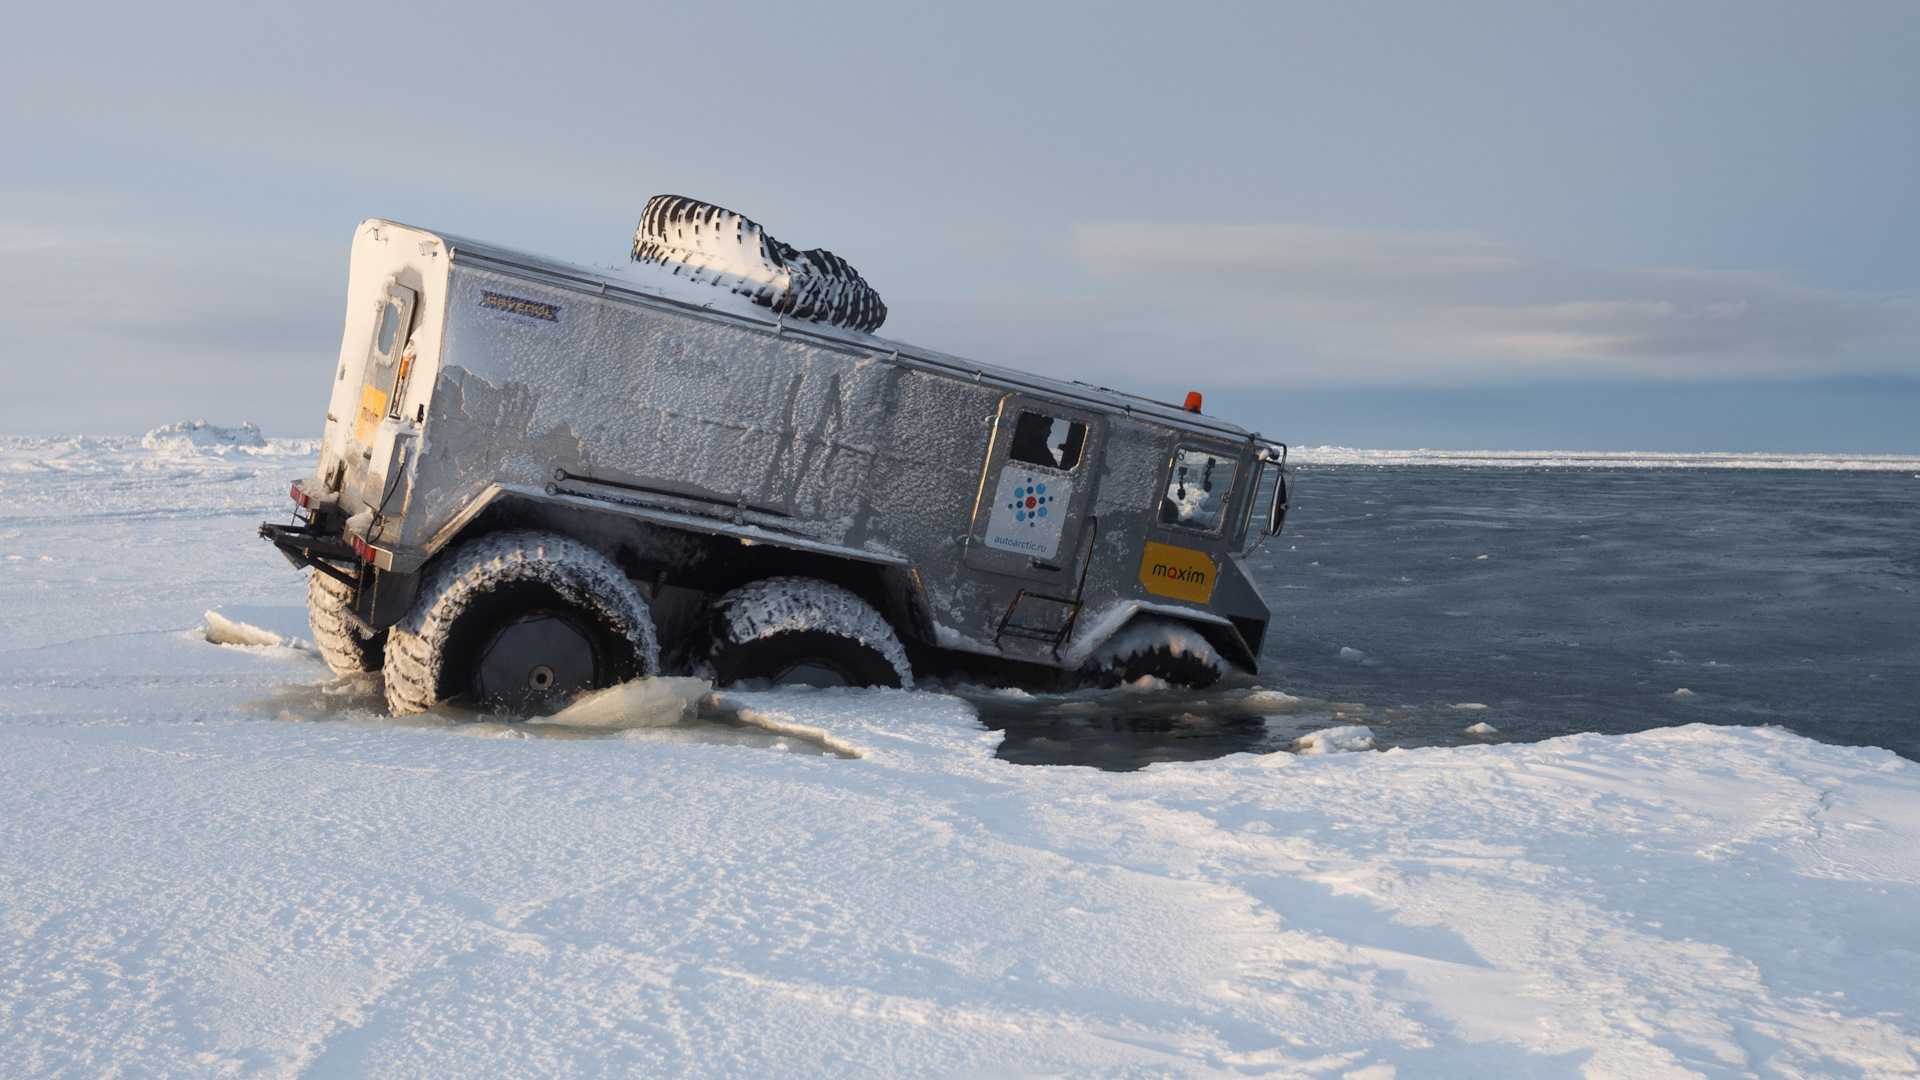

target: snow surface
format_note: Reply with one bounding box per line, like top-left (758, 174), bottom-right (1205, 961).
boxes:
top-left (1291, 446), bottom-right (1920, 471)
top-left (4, 434), bottom-right (1920, 1077)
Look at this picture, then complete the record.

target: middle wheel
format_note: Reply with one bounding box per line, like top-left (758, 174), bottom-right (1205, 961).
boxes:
top-left (707, 577), bottom-right (913, 689)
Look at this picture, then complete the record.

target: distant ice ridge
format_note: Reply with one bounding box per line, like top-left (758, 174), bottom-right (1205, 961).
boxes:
top-left (0, 430), bottom-right (318, 467)
top-left (1293, 446), bottom-right (1920, 471)
top-left (140, 420), bottom-right (322, 457)
top-left (0, 436), bottom-right (318, 480)
top-left (143, 420), bottom-right (266, 452)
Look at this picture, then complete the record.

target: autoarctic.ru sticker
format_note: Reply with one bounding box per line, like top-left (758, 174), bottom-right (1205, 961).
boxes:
top-left (984, 464), bottom-right (1072, 558)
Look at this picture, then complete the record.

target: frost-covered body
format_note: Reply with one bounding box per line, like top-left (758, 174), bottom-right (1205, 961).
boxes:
top-left (274, 219), bottom-right (1283, 696)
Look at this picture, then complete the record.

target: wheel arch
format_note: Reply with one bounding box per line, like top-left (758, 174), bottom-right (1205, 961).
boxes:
top-left (417, 491), bottom-right (931, 647)
top-left (707, 575), bottom-right (914, 689)
top-left (1067, 602), bottom-right (1260, 675)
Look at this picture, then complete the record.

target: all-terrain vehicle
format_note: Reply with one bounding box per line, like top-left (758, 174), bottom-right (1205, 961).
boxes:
top-left (263, 196), bottom-right (1290, 715)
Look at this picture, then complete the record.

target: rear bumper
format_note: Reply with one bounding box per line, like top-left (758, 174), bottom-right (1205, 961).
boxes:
top-left (260, 513), bottom-right (421, 630)
top-left (259, 520), bottom-right (360, 584)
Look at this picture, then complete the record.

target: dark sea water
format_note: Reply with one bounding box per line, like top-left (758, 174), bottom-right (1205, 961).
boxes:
top-left (981, 466), bottom-right (1920, 769)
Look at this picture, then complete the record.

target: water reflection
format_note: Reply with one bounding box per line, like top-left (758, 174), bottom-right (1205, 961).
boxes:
top-left (952, 679), bottom-right (1484, 771)
top-left (991, 710), bottom-right (1273, 770)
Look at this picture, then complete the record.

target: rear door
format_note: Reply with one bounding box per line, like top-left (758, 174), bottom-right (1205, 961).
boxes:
top-left (963, 395), bottom-right (1103, 584)
top-left (351, 282), bottom-right (417, 446)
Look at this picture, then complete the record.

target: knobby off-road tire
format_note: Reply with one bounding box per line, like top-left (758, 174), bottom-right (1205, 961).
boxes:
top-left (383, 531), bottom-right (660, 716)
top-left (308, 569), bottom-right (386, 675)
top-left (708, 577), bottom-right (912, 689)
top-left (1082, 619), bottom-right (1228, 690)
top-left (631, 194), bottom-right (889, 333)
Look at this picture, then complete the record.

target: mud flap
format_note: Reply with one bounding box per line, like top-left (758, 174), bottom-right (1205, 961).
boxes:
top-left (351, 567), bottom-right (421, 631)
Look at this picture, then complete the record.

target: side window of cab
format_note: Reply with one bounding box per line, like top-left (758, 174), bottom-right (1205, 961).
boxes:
top-left (1007, 410), bottom-right (1087, 470)
top-left (1158, 446), bottom-right (1237, 533)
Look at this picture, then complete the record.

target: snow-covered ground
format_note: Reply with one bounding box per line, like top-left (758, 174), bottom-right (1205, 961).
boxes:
top-left (3, 435), bottom-right (1918, 1078)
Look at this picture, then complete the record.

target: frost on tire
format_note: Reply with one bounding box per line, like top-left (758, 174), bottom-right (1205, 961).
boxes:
top-left (1083, 619), bottom-right (1228, 689)
top-left (382, 530), bottom-right (659, 716)
top-left (708, 577), bottom-right (912, 689)
top-left (632, 195), bottom-right (888, 333)
top-left (308, 569), bottom-right (386, 675)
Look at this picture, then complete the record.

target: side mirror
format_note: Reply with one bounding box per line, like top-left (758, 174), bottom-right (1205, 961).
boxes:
top-left (1265, 468), bottom-right (1289, 536)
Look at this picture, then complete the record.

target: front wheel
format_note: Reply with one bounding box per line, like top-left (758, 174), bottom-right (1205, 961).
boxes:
top-left (1081, 619), bottom-right (1228, 689)
top-left (382, 531), bottom-right (659, 716)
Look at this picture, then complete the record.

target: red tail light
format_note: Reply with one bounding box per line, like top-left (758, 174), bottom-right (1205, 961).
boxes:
top-left (289, 482), bottom-right (311, 508)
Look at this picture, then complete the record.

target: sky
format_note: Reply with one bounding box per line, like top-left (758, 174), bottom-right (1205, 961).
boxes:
top-left (1, 1), bottom-right (1915, 450)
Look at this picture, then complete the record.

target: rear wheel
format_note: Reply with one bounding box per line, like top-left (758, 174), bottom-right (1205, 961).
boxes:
top-left (308, 569), bottom-right (386, 675)
top-left (707, 577), bottom-right (912, 689)
top-left (383, 531), bottom-right (659, 716)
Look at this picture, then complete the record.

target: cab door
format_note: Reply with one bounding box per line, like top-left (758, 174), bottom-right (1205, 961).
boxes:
top-left (963, 395), bottom-right (1103, 584)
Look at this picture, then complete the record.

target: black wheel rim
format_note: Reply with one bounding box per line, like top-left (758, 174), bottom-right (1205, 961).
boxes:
top-left (474, 611), bottom-right (598, 710)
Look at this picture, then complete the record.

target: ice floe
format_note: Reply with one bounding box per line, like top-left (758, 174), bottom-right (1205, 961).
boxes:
top-left (1290, 724), bottom-right (1377, 754)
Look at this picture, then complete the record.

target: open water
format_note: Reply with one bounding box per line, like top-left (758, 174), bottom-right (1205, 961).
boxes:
top-left (982, 466), bottom-right (1920, 769)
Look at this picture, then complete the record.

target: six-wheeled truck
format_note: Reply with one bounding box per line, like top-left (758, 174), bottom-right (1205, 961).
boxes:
top-left (263, 197), bottom-right (1290, 715)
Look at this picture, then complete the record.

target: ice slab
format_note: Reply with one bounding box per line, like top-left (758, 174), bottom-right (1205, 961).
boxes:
top-left (1292, 724), bottom-right (1377, 754)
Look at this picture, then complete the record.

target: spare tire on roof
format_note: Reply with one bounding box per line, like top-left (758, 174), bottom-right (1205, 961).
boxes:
top-left (632, 195), bottom-right (888, 333)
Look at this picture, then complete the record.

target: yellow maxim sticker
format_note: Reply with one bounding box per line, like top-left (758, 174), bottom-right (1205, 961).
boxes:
top-left (352, 384), bottom-right (388, 444)
top-left (1138, 540), bottom-right (1217, 604)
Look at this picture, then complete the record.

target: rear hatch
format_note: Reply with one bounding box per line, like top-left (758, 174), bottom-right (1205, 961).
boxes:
top-left (310, 222), bottom-right (449, 558)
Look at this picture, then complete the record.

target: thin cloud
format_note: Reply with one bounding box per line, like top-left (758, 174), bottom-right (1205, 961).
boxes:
top-left (1005, 222), bottom-right (1920, 384)
top-left (0, 190), bottom-right (341, 433)
top-left (1077, 223), bottom-right (1529, 279)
